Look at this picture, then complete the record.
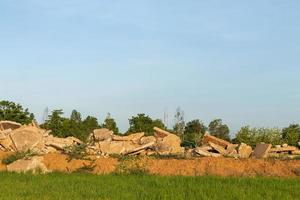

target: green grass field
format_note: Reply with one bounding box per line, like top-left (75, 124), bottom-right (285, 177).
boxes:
top-left (0, 172), bottom-right (299, 200)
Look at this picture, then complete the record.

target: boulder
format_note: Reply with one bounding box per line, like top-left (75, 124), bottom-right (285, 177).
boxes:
top-left (202, 133), bottom-right (232, 148)
top-left (0, 121), bottom-right (22, 131)
top-left (238, 143), bottom-right (252, 158)
top-left (253, 144), bottom-right (272, 159)
top-left (91, 129), bottom-right (113, 141)
top-left (7, 156), bottom-right (49, 173)
top-left (9, 126), bottom-right (44, 152)
top-left (113, 132), bottom-right (144, 144)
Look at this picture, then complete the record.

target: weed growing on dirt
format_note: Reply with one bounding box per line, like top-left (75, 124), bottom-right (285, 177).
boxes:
top-left (63, 143), bottom-right (88, 161)
top-left (115, 156), bottom-right (149, 175)
top-left (1, 151), bottom-right (37, 165)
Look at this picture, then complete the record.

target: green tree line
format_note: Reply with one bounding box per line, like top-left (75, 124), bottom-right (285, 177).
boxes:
top-left (0, 101), bottom-right (299, 146)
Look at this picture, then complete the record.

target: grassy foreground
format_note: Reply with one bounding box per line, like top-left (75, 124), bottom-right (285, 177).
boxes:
top-left (0, 172), bottom-right (299, 200)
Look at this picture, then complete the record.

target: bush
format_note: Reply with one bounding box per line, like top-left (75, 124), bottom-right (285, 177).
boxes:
top-left (2, 151), bottom-right (36, 165)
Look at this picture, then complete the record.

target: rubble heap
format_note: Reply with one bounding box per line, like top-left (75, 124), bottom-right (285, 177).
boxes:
top-left (194, 133), bottom-right (300, 159)
top-left (0, 120), bottom-right (82, 154)
top-left (86, 127), bottom-right (184, 156)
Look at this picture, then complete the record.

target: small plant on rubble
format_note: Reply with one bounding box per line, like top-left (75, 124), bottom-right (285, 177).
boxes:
top-left (63, 143), bottom-right (88, 161)
top-left (115, 156), bottom-right (149, 175)
top-left (75, 163), bottom-right (96, 174)
top-left (2, 150), bottom-right (37, 165)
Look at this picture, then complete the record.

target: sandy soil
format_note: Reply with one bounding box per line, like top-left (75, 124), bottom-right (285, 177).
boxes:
top-left (0, 152), bottom-right (299, 177)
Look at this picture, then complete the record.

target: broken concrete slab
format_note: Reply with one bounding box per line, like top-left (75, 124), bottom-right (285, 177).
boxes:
top-left (125, 142), bottom-right (155, 155)
top-left (253, 143), bottom-right (272, 159)
top-left (238, 143), bottom-right (252, 159)
top-left (197, 145), bottom-right (213, 151)
top-left (140, 136), bottom-right (156, 145)
top-left (194, 148), bottom-right (222, 157)
top-left (0, 121), bottom-right (22, 131)
top-left (153, 127), bottom-right (172, 138)
top-left (7, 156), bottom-right (49, 173)
top-left (9, 126), bottom-right (44, 152)
top-left (269, 146), bottom-right (297, 153)
top-left (291, 150), bottom-right (300, 155)
top-left (91, 128), bottom-right (113, 141)
top-left (45, 136), bottom-right (82, 150)
top-left (209, 142), bottom-right (226, 154)
top-left (155, 133), bottom-right (184, 155)
top-left (113, 132), bottom-right (144, 144)
top-left (202, 133), bottom-right (232, 148)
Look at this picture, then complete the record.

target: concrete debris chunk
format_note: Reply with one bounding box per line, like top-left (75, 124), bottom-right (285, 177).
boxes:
top-left (194, 148), bottom-right (222, 157)
top-left (253, 143), bottom-right (272, 159)
top-left (113, 132), bottom-right (144, 144)
top-left (291, 150), bottom-right (300, 155)
top-left (125, 142), bottom-right (155, 155)
top-left (208, 142), bottom-right (226, 154)
top-left (238, 143), bottom-right (252, 159)
top-left (202, 133), bottom-right (232, 148)
top-left (9, 126), bottom-right (43, 152)
top-left (7, 156), bottom-right (49, 173)
top-left (45, 136), bottom-right (82, 150)
top-left (140, 136), bottom-right (156, 145)
top-left (269, 146), bottom-right (297, 153)
top-left (91, 128), bottom-right (113, 141)
top-left (0, 121), bottom-right (22, 131)
top-left (154, 127), bottom-right (184, 155)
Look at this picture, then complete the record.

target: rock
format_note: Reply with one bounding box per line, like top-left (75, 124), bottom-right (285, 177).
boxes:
top-left (92, 129), bottom-right (113, 141)
top-left (0, 121), bottom-right (22, 131)
top-left (140, 136), bottom-right (156, 145)
top-left (7, 156), bottom-right (49, 173)
top-left (298, 142), bottom-right (300, 147)
top-left (275, 145), bottom-right (281, 148)
top-left (282, 143), bottom-right (288, 148)
top-left (154, 128), bottom-right (184, 155)
top-left (194, 148), bottom-right (222, 157)
top-left (208, 142), bottom-right (226, 154)
top-left (9, 126), bottom-right (44, 152)
top-left (269, 146), bottom-right (297, 153)
top-left (202, 133), bottom-right (232, 148)
top-left (253, 144), bottom-right (272, 159)
top-left (113, 132), bottom-right (145, 144)
top-left (238, 143), bottom-right (252, 159)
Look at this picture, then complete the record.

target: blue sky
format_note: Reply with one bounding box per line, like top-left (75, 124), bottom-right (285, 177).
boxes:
top-left (0, 0), bottom-right (300, 134)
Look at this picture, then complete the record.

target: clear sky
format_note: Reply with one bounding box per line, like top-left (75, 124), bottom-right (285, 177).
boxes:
top-left (1, 0), bottom-right (300, 134)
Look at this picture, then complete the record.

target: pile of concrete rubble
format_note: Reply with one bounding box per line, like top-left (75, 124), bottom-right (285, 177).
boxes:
top-left (1, 120), bottom-right (299, 159)
top-left (0, 121), bottom-right (82, 154)
top-left (86, 127), bottom-right (184, 156)
top-left (193, 133), bottom-right (300, 159)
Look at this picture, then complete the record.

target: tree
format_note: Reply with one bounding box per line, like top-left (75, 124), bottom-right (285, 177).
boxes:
top-left (282, 124), bottom-right (300, 146)
top-left (102, 113), bottom-right (119, 135)
top-left (82, 116), bottom-right (100, 134)
top-left (70, 110), bottom-right (82, 123)
top-left (235, 126), bottom-right (282, 147)
top-left (173, 107), bottom-right (185, 139)
top-left (208, 119), bottom-right (230, 141)
top-left (127, 113), bottom-right (165, 135)
top-left (42, 109), bottom-right (65, 137)
top-left (0, 100), bottom-right (34, 124)
top-left (183, 119), bottom-right (207, 147)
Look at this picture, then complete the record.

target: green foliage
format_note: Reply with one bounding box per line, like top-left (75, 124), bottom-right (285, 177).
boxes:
top-left (127, 113), bottom-right (165, 135)
top-left (208, 119), bottom-right (230, 141)
top-left (63, 143), bottom-right (88, 161)
top-left (235, 126), bottom-right (282, 147)
top-left (42, 109), bottom-right (100, 141)
top-left (0, 100), bottom-right (34, 124)
top-left (282, 124), bottom-right (300, 146)
top-left (0, 173), bottom-right (299, 200)
top-left (2, 151), bottom-right (36, 165)
top-left (183, 119), bottom-right (207, 147)
top-left (102, 113), bottom-right (119, 135)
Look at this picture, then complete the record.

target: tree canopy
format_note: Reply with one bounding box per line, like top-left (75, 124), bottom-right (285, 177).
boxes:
top-left (0, 100), bottom-right (34, 124)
